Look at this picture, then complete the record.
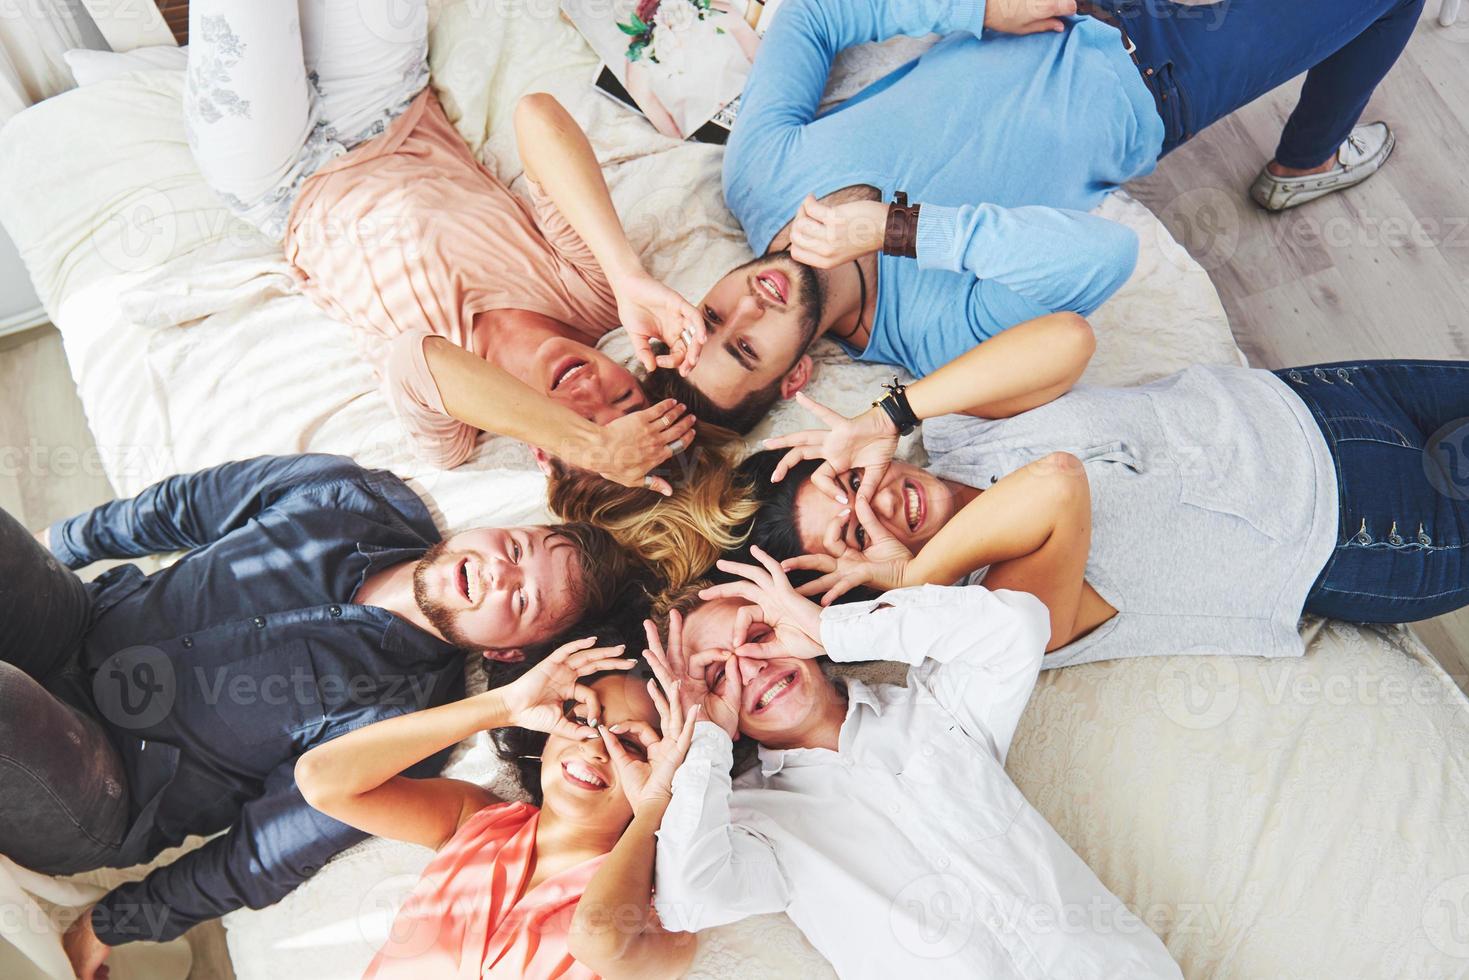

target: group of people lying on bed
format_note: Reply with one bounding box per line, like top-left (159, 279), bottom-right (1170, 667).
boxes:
top-left (3, 0), bottom-right (1464, 976)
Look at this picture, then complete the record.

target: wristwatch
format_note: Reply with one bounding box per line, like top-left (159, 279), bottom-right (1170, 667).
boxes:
top-left (872, 377), bottom-right (920, 436)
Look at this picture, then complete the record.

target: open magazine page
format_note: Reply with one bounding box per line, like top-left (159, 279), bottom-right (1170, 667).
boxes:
top-left (565, 0), bottom-right (781, 142)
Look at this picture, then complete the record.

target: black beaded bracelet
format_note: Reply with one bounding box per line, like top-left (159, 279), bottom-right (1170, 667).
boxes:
top-left (873, 377), bottom-right (920, 436)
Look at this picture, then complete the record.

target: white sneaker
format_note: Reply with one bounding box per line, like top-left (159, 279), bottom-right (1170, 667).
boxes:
top-left (1249, 122), bottom-right (1395, 211)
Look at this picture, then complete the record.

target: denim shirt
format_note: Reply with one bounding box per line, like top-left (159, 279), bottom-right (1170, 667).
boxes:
top-left (46, 455), bottom-right (466, 945)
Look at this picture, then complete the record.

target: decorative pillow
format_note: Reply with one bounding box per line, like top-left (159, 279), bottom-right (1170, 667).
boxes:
top-left (64, 45), bottom-right (187, 87)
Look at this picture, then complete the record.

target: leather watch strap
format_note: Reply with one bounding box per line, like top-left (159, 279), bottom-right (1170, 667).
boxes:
top-left (882, 191), bottom-right (921, 259)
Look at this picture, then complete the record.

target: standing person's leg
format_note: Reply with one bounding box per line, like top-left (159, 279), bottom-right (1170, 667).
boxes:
top-left (1278, 361), bottom-right (1469, 623)
top-left (0, 508), bottom-right (129, 874)
top-left (1112, 0), bottom-right (1421, 202)
top-left (299, 0), bottom-right (429, 151)
top-left (185, 0), bottom-right (325, 240)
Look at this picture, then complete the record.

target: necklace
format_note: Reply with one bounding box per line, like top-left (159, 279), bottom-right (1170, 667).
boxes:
top-left (829, 257), bottom-right (868, 342)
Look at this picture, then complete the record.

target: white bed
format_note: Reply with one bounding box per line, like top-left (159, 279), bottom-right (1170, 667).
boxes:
top-left (2, 2), bottom-right (1468, 977)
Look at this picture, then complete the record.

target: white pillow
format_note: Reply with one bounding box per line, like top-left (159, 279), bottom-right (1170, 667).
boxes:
top-left (64, 45), bottom-right (187, 87)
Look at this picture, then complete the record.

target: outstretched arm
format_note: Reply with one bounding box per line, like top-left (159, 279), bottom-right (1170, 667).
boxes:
top-left (296, 638), bottom-right (635, 849)
top-left (515, 93), bottom-right (703, 373)
top-left (791, 452), bottom-right (1098, 650)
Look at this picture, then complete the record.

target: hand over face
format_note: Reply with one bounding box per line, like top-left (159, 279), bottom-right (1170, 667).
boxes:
top-left (762, 394), bottom-right (899, 503)
top-left (784, 493), bottom-right (914, 605)
top-left (700, 547), bottom-right (827, 660)
top-left (593, 398), bottom-right (697, 496)
top-left (497, 636), bottom-right (637, 740)
top-left (615, 272), bottom-right (706, 375)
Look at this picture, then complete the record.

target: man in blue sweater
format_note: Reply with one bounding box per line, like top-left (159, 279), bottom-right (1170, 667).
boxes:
top-left (651, 0), bottom-right (1419, 433)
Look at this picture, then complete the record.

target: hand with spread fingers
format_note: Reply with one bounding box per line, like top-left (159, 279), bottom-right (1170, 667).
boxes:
top-left (788, 195), bottom-right (888, 269)
top-left (599, 666), bottom-right (701, 816)
top-left (785, 495), bottom-right (915, 606)
top-left (699, 546), bottom-right (826, 660)
top-left (762, 392), bottom-right (899, 503)
top-left (497, 636), bottom-right (638, 740)
top-left (594, 398), bottom-right (697, 496)
top-left (615, 271), bottom-right (707, 376)
top-left (641, 612), bottom-right (742, 740)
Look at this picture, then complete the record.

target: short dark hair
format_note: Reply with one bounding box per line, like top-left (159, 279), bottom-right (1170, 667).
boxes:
top-left (553, 521), bottom-right (649, 623)
top-left (644, 367), bottom-right (784, 436)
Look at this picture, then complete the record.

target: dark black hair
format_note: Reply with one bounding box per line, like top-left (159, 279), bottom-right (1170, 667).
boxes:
top-left (729, 448), bottom-right (876, 604)
top-left (644, 366), bottom-right (785, 437)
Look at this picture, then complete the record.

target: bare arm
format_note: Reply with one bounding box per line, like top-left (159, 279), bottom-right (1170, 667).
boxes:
top-left (796, 453), bottom-right (1098, 650)
top-left (514, 93), bottom-right (703, 372)
top-left (294, 692), bottom-right (506, 850)
top-left (420, 337), bottom-right (696, 494)
top-left (296, 639), bottom-right (635, 849)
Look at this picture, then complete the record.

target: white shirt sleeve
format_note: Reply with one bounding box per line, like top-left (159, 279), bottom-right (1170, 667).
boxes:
top-left (653, 722), bottom-right (792, 932)
top-left (820, 584), bottom-right (1051, 761)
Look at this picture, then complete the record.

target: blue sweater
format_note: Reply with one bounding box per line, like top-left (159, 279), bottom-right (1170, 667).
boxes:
top-left (724, 0), bottom-right (1165, 377)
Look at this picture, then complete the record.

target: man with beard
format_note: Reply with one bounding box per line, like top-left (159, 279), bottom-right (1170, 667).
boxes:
top-left (1, 453), bottom-right (639, 976)
top-left (652, 0), bottom-right (1420, 433)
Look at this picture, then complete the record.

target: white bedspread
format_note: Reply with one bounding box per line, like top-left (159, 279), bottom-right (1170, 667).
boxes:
top-left (1, 2), bottom-right (1466, 977)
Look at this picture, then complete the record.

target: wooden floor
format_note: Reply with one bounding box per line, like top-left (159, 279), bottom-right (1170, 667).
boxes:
top-left (0, 5), bottom-right (1466, 976)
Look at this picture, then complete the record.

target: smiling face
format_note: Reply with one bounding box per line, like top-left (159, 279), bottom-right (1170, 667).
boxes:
top-left (686, 252), bottom-right (824, 411)
top-left (539, 674), bottom-right (658, 826)
top-left (412, 526), bottom-right (587, 651)
top-left (793, 461), bottom-right (974, 557)
top-left (681, 597), bottom-right (837, 747)
top-left (534, 335), bottom-right (648, 424)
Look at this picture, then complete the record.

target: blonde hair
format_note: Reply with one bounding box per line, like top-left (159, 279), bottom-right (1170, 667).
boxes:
top-left (546, 428), bottom-right (757, 592)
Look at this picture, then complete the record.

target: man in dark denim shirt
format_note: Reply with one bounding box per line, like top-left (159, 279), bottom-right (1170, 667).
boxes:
top-left (0, 453), bottom-right (637, 973)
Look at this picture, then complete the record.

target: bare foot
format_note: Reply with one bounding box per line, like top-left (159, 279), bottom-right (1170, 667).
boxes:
top-left (1266, 157), bottom-right (1337, 178)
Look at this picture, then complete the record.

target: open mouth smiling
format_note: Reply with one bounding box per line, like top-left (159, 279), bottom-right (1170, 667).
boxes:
top-left (903, 480), bottom-right (924, 533)
top-left (455, 557), bottom-right (473, 604)
top-left (551, 357), bottom-right (591, 392)
top-left (751, 669), bottom-right (799, 713)
top-left (561, 759), bottom-right (609, 791)
top-left (753, 270), bottom-right (788, 305)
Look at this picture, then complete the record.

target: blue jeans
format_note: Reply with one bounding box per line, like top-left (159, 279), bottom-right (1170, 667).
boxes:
top-left (1277, 361), bottom-right (1469, 623)
top-left (1102, 0), bottom-right (1425, 165)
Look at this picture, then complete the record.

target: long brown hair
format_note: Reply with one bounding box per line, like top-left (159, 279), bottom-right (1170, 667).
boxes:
top-left (546, 427), bottom-right (758, 591)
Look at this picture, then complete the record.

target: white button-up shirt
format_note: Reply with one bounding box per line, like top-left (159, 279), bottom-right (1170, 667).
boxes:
top-left (653, 585), bottom-right (1181, 979)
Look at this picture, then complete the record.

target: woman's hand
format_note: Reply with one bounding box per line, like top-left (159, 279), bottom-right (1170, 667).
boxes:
top-left (789, 195), bottom-right (889, 269)
top-left (784, 495), bottom-right (914, 605)
top-left (700, 546), bottom-right (826, 660)
top-left (601, 624), bottom-right (703, 816)
top-left (613, 271), bottom-right (706, 375)
top-left (495, 637), bottom-right (637, 739)
top-left (710, 0), bottom-right (762, 61)
top-left (586, 398), bottom-right (697, 496)
top-left (762, 393), bottom-right (899, 503)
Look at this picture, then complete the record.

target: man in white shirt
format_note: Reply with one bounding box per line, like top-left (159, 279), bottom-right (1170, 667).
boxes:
top-left (648, 548), bottom-right (1181, 979)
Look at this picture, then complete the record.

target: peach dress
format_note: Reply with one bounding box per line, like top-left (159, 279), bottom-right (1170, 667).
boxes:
top-left (363, 801), bottom-right (606, 980)
top-left (284, 89), bottom-right (621, 467)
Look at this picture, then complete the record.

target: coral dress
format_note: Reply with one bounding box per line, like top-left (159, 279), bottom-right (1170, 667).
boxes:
top-left (363, 801), bottom-right (606, 979)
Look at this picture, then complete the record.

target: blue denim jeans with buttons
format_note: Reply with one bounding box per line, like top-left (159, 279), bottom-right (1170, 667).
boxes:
top-left (1279, 360), bottom-right (1469, 623)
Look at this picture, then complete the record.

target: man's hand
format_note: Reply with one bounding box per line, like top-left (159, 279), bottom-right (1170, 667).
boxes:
top-left (784, 494), bottom-right (915, 605)
top-left (63, 908), bottom-right (111, 980)
top-left (762, 393), bottom-right (899, 503)
top-left (700, 547), bottom-right (826, 660)
top-left (788, 196), bottom-right (888, 269)
top-left (613, 271), bottom-right (706, 375)
top-left (984, 0), bottom-right (1077, 35)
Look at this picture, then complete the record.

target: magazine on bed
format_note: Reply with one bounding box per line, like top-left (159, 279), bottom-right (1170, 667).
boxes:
top-left (563, 0), bottom-right (785, 143)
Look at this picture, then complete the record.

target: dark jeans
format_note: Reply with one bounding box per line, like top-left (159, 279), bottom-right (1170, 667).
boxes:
top-left (1278, 361), bottom-right (1469, 623)
top-left (1103, 0), bottom-right (1425, 165)
top-left (0, 508), bottom-right (130, 874)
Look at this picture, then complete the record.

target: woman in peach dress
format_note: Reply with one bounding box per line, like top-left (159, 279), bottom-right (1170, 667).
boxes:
top-left (295, 634), bottom-right (701, 978)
